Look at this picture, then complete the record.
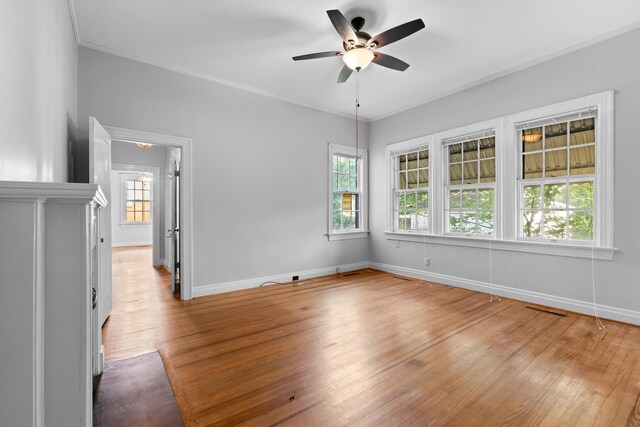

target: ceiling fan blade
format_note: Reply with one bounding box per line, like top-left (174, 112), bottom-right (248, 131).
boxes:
top-left (292, 51), bottom-right (342, 61)
top-left (327, 9), bottom-right (358, 44)
top-left (337, 64), bottom-right (353, 83)
top-left (368, 19), bottom-right (425, 48)
top-left (372, 52), bottom-right (410, 71)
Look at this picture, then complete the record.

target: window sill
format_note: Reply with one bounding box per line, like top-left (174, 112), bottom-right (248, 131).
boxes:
top-left (119, 222), bottom-right (152, 227)
top-left (384, 231), bottom-right (617, 260)
top-left (327, 231), bottom-right (370, 241)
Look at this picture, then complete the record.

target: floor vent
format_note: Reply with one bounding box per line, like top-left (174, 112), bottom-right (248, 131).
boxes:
top-left (526, 305), bottom-right (567, 317)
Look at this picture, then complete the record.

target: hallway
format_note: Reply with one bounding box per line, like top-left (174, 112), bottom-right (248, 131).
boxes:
top-left (104, 245), bottom-right (175, 362)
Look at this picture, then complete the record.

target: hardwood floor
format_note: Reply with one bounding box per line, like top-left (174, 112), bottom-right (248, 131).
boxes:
top-left (107, 246), bottom-right (640, 426)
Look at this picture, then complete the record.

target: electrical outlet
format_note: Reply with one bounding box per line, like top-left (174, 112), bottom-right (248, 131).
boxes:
top-left (424, 258), bottom-right (430, 266)
top-left (292, 275), bottom-right (299, 281)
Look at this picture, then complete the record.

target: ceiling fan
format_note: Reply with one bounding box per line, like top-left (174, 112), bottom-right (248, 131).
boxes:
top-left (293, 10), bottom-right (425, 83)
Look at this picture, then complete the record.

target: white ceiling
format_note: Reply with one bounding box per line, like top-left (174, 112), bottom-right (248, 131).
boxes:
top-left (72, 0), bottom-right (640, 121)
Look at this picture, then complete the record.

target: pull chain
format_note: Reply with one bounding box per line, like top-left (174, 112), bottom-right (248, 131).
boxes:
top-left (355, 70), bottom-right (360, 162)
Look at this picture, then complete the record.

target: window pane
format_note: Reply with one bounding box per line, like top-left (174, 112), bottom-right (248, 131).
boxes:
top-left (478, 211), bottom-right (494, 235)
top-left (449, 212), bottom-right (462, 233)
top-left (478, 189), bottom-right (494, 210)
top-left (449, 144), bottom-right (462, 163)
top-left (463, 161), bottom-right (478, 184)
top-left (419, 150), bottom-right (429, 167)
top-left (522, 210), bottom-right (542, 237)
top-left (545, 123), bottom-right (567, 149)
top-left (449, 190), bottom-right (460, 208)
top-left (522, 152), bottom-right (543, 179)
top-left (462, 213), bottom-right (477, 233)
top-left (126, 201), bottom-right (134, 212)
top-left (407, 170), bottom-right (418, 189)
top-left (417, 192), bottom-right (428, 209)
top-left (479, 137), bottom-right (495, 158)
top-left (544, 183), bottom-right (566, 209)
top-left (134, 181), bottom-right (142, 190)
top-left (340, 175), bottom-right (349, 191)
top-left (544, 150), bottom-right (568, 177)
top-left (522, 128), bottom-right (542, 152)
top-left (135, 212), bottom-right (143, 222)
top-left (407, 152), bottom-right (418, 169)
top-left (127, 190), bottom-right (134, 200)
top-left (399, 154), bottom-right (407, 171)
top-left (449, 164), bottom-right (462, 185)
top-left (405, 192), bottom-right (417, 209)
top-left (333, 212), bottom-right (341, 230)
top-left (333, 155), bottom-right (339, 173)
top-left (126, 180), bottom-right (135, 190)
top-left (463, 140), bottom-right (478, 161)
top-left (333, 193), bottom-right (341, 211)
top-left (397, 192), bottom-right (406, 210)
top-left (142, 181), bottom-right (151, 190)
top-left (134, 201), bottom-right (143, 211)
top-left (339, 156), bottom-right (349, 173)
top-left (399, 171), bottom-right (407, 189)
top-left (461, 189), bottom-right (476, 210)
top-left (350, 158), bottom-right (357, 175)
top-left (570, 118), bottom-right (595, 146)
top-left (569, 181), bottom-right (594, 209)
top-left (126, 212), bottom-right (135, 222)
top-left (342, 211), bottom-right (353, 229)
top-left (143, 190), bottom-right (151, 200)
top-left (333, 173), bottom-right (338, 190)
top-left (523, 185), bottom-right (541, 210)
top-left (479, 159), bottom-right (495, 183)
top-left (543, 210), bottom-right (566, 239)
top-left (569, 145), bottom-right (595, 176)
top-left (142, 202), bottom-right (151, 211)
top-left (418, 169), bottom-right (428, 188)
top-left (143, 212), bottom-right (151, 222)
top-left (349, 176), bottom-right (357, 191)
top-left (568, 210), bottom-right (594, 240)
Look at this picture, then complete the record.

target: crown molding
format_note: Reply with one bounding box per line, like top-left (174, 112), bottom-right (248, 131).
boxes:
top-left (67, 0), bottom-right (80, 45)
top-left (78, 40), bottom-right (371, 122)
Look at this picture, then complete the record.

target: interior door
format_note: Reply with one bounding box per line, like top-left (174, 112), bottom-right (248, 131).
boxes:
top-left (171, 159), bottom-right (181, 294)
top-left (89, 117), bottom-right (112, 325)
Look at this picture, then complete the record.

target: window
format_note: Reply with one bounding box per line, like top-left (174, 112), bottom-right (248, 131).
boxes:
top-left (391, 147), bottom-right (429, 231)
top-left (445, 132), bottom-right (496, 235)
top-left (124, 175), bottom-right (152, 223)
top-left (328, 144), bottom-right (368, 240)
top-left (384, 91), bottom-right (614, 259)
top-left (519, 112), bottom-right (596, 242)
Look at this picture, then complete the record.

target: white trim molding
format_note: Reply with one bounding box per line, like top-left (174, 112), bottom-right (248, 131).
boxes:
top-left (370, 262), bottom-right (640, 326)
top-left (105, 125), bottom-right (194, 300)
top-left (194, 261), bottom-right (370, 297)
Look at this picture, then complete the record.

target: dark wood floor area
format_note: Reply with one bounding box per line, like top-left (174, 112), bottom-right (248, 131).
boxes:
top-left (107, 246), bottom-right (640, 426)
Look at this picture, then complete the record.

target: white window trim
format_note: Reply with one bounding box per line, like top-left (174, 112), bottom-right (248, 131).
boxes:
top-left (327, 143), bottom-right (369, 241)
top-left (385, 91), bottom-right (616, 260)
top-left (119, 172), bottom-right (153, 226)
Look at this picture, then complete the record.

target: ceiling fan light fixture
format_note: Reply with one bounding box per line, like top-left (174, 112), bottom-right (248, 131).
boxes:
top-left (343, 48), bottom-right (374, 71)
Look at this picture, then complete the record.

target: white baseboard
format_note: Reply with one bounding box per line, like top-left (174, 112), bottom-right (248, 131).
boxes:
top-left (112, 241), bottom-right (152, 247)
top-left (193, 261), bottom-right (370, 297)
top-left (370, 262), bottom-right (640, 326)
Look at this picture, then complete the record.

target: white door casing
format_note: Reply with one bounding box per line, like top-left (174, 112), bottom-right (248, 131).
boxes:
top-left (89, 117), bottom-right (112, 325)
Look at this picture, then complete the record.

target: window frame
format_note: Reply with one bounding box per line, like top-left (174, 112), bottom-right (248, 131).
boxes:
top-left (327, 143), bottom-right (369, 241)
top-left (443, 130), bottom-right (497, 237)
top-left (384, 91), bottom-right (615, 260)
top-left (390, 143), bottom-right (431, 233)
top-left (120, 173), bottom-right (153, 225)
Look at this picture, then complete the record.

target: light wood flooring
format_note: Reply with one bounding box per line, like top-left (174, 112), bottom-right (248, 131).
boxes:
top-left (106, 246), bottom-right (640, 426)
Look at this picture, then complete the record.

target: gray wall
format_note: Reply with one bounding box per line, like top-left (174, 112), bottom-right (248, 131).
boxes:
top-left (0, 0), bottom-right (77, 182)
top-left (78, 47), bottom-right (370, 290)
top-left (369, 28), bottom-right (640, 313)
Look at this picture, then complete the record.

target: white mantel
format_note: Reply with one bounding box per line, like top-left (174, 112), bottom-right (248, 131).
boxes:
top-left (0, 181), bottom-right (106, 427)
